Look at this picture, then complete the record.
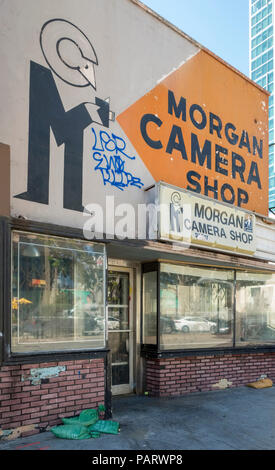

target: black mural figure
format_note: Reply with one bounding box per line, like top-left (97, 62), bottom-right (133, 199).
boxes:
top-left (15, 19), bottom-right (114, 212)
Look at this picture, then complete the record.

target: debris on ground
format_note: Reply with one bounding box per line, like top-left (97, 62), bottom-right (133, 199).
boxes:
top-left (51, 406), bottom-right (120, 440)
top-left (88, 419), bottom-right (120, 435)
top-left (62, 408), bottom-right (99, 426)
top-left (51, 424), bottom-right (92, 440)
top-left (246, 378), bottom-right (273, 389)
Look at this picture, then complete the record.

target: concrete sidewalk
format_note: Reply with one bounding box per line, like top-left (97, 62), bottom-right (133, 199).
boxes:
top-left (0, 386), bottom-right (275, 450)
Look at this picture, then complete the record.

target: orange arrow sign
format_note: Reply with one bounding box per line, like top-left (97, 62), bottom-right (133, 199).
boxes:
top-left (117, 50), bottom-right (269, 216)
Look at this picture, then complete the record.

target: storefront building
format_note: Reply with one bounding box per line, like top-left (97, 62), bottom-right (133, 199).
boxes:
top-left (0, 0), bottom-right (275, 438)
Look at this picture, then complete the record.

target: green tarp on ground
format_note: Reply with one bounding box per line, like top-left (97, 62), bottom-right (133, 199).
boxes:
top-left (88, 420), bottom-right (120, 435)
top-left (51, 405), bottom-right (120, 440)
top-left (62, 408), bottom-right (99, 426)
top-left (51, 424), bottom-right (91, 440)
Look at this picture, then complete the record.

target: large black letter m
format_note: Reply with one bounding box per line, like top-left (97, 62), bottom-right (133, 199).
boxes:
top-left (15, 61), bottom-right (93, 212)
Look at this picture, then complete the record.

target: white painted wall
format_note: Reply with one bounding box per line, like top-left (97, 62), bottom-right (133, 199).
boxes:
top-left (0, 0), bottom-right (199, 233)
top-left (1, 0), bottom-right (274, 265)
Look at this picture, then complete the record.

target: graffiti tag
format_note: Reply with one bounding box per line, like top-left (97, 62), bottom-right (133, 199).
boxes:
top-left (91, 128), bottom-right (144, 191)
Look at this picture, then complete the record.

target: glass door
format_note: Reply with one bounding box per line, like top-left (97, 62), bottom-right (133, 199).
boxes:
top-left (107, 268), bottom-right (134, 395)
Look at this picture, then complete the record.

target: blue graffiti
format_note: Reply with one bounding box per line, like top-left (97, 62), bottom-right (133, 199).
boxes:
top-left (91, 128), bottom-right (144, 191)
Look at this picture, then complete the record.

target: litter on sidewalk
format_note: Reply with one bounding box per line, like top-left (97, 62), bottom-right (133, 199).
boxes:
top-left (51, 405), bottom-right (120, 440)
top-left (246, 378), bottom-right (273, 389)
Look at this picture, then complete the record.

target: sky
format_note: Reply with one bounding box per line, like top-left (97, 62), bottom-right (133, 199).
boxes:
top-left (141, 0), bottom-right (250, 76)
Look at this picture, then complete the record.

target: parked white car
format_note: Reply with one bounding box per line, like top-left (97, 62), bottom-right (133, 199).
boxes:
top-left (108, 316), bottom-right (120, 330)
top-left (174, 316), bottom-right (217, 333)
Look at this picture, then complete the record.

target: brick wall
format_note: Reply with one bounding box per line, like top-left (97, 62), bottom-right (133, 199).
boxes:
top-left (0, 358), bottom-right (105, 437)
top-left (145, 352), bottom-right (275, 397)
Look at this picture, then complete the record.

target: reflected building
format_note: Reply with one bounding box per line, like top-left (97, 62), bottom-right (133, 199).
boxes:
top-left (250, 0), bottom-right (275, 212)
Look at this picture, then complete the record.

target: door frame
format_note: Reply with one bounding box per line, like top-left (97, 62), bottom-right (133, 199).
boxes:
top-left (107, 264), bottom-right (135, 395)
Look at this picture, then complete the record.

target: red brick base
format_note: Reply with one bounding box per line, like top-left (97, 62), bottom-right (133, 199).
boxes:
top-left (145, 352), bottom-right (275, 397)
top-left (0, 358), bottom-right (105, 437)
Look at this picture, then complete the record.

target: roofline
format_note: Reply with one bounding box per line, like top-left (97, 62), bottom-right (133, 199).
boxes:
top-left (129, 0), bottom-right (270, 97)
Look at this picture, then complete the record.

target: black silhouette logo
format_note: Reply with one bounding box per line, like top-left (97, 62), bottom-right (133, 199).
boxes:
top-left (16, 19), bottom-right (114, 212)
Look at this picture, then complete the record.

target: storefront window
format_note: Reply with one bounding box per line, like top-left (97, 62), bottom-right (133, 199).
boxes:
top-left (142, 270), bottom-right (157, 345)
top-left (159, 264), bottom-right (234, 350)
top-left (142, 262), bottom-right (275, 352)
top-left (11, 231), bottom-right (106, 353)
top-left (236, 272), bottom-right (275, 346)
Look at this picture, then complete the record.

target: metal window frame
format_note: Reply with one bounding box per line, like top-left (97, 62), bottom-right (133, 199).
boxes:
top-left (140, 260), bottom-right (275, 359)
top-left (0, 216), bottom-right (110, 365)
top-left (141, 262), bottom-right (159, 352)
top-left (107, 265), bottom-right (135, 395)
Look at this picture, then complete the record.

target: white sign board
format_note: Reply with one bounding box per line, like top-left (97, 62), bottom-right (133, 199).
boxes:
top-left (158, 183), bottom-right (256, 255)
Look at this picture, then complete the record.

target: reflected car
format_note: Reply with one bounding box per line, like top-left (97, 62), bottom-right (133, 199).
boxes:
top-left (160, 316), bottom-right (176, 334)
top-left (83, 313), bottom-right (104, 335)
top-left (174, 316), bottom-right (217, 333)
top-left (108, 316), bottom-right (120, 330)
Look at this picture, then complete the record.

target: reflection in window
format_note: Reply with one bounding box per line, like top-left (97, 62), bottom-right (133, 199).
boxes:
top-left (159, 264), bottom-right (234, 350)
top-left (236, 272), bottom-right (275, 346)
top-left (108, 332), bottom-right (130, 386)
top-left (143, 271), bottom-right (157, 345)
top-left (12, 231), bottom-right (106, 352)
top-left (107, 272), bottom-right (129, 331)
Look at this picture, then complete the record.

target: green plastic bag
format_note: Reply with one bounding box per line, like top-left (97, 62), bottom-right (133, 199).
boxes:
top-left (89, 420), bottom-right (120, 435)
top-left (79, 408), bottom-right (99, 425)
top-left (51, 406), bottom-right (109, 440)
top-left (90, 431), bottom-right (101, 438)
top-left (61, 416), bottom-right (80, 425)
top-left (62, 408), bottom-right (98, 426)
top-left (51, 424), bottom-right (91, 440)
top-left (62, 406), bottom-right (104, 426)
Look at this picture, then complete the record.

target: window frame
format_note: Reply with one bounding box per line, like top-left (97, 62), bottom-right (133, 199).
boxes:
top-left (0, 217), bottom-right (109, 365)
top-left (141, 261), bottom-right (275, 358)
top-left (141, 261), bottom-right (159, 350)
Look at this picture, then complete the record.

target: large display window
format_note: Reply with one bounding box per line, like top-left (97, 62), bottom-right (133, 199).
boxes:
top-left (11, 231), bottom-right (106, 353)
top-left (142, 262), bottom-right (275, 352)
top-left (236, 271), bottom-right (275, 346)
top-left (159, 264), bottom-right (234, 350)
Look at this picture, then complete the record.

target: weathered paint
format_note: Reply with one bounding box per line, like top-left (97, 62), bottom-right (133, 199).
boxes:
top-left (21, 365), bottom-right (66, 385)
top-left (118, 50), bottom-right (269, 215)
top-left (0, 425), bottom-right (37, 441)
top-left (212, 379), bottom-right (233, 390)
top-left (0, 143), bottom-right (10, 217)
top-left (0, 358), bottom-right (105, 435)
top-left (0, 0), bottom-right (269, 236)
top-left (255, 218), bottom-right (275, 261)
